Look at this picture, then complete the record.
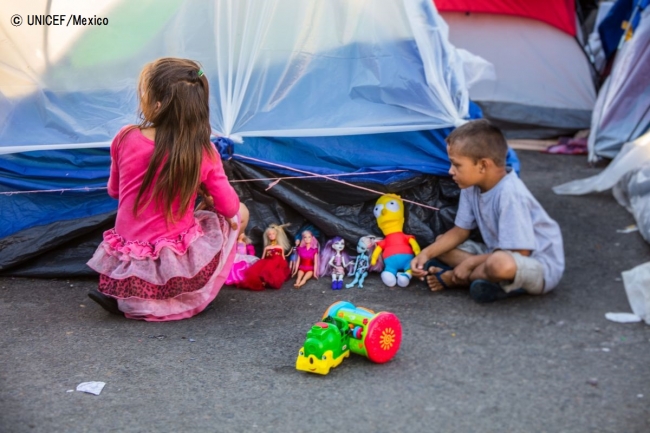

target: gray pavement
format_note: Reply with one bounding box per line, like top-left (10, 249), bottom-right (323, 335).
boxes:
top-left (1, 150), bottom-right (650, 433)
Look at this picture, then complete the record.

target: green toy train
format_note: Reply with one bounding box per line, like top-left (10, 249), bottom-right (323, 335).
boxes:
top-left (296, 301), bottom-right (402, 375)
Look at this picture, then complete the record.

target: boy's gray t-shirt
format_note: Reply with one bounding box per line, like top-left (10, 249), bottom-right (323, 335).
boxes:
top-left (455, 170), bottom-right (565, 292)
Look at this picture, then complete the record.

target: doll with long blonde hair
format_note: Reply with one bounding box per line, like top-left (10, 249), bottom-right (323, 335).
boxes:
top-left (238, 223), bottom-right (291, 290)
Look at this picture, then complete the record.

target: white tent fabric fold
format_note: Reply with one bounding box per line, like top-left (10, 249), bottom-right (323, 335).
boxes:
top-left (553, 132), bottom-right (650, 195)
top-left (0, 0), bottom-right (483, 155)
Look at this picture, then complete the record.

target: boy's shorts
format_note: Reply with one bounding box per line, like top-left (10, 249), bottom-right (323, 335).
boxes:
top-left (499, 251), bottom-right (544, 295)
top-left (457, 241), bottom-right (545, 295)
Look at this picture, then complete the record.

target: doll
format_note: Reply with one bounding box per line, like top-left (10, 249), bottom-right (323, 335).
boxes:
top-left (346, 235), bottom-right (383, 289)
top-left (238, 223), bottom-right (291, 291)
top-left (292, 229), bottom-right (320, 289)
top-left (225, 232), bottom-right (259, 286)
top-left (319, 237), bottom-right (351, 290)
top-left (288, 237), bottom-right (300, 276)
top-left (371, 194), bottom-right (421, 287)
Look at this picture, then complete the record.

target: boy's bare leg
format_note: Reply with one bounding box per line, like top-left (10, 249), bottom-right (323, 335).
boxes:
top-left (468, 251), bottom-right (517, 283)
top-left (426, 248), bottom-right (474, 291)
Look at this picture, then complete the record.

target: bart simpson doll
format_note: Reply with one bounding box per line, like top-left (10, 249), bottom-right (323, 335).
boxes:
top-left (371, 194), bottom-right (420, 287)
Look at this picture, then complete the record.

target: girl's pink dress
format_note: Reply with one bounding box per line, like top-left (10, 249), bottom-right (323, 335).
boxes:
top-left (86, 127), bottom-right (240, 321)
top-left (225, 242), bottom-right (258, 285)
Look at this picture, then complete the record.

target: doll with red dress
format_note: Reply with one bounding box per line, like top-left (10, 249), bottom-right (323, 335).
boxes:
top-left (238, 223), bottom-right (291, 291)
top-left (292, 229), bottom-right (320, 289)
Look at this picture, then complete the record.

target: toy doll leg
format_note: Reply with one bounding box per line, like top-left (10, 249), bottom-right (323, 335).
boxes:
top-left (345, 273), bottom-right (360, 289)
top-left (395, 254), bottom-right (415, 287)
top-left (357, 271), bottom-right (368, 288)
top-left (294, 270), bottom-right (305, 288)
top-left (331, 273), bottom-right (338, 290)
top-left (296, 270), bottom-right (313, 288)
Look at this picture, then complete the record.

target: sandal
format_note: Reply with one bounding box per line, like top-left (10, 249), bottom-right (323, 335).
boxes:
top-left (469, 279), bottom-right (526, 303)
top-left (428, 269), bottom-right (451, 291)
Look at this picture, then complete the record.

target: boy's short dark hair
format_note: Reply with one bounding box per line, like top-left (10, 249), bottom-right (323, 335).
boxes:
top-left (445, 119), bottom-right (508, 167)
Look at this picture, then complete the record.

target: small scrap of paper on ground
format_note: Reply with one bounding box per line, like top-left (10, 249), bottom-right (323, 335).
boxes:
top-left (605, 312), bottom-right (642, 323)
top-left (76, 381), bottom-right (106, 395)
top-left (617, 224), bottom-right (639, 234)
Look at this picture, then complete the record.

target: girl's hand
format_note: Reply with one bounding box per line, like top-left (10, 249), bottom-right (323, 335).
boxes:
top-left (196, 183), bottom-right (214, 210)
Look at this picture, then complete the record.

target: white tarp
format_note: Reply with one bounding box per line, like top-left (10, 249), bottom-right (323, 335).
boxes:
top-left (440, 12), bottom-right (596, 113)
top-left (0, 0), bottom-right (481, 155)
top-left (587, 4), bottom-right (650, 162)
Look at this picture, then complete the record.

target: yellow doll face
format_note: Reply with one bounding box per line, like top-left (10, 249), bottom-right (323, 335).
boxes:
top-left (302, 231), bottom-right (313, 246)
top-left (374, 194), bottom-right (404, 234)
top-left (267, 228), bottom-right (277, 241)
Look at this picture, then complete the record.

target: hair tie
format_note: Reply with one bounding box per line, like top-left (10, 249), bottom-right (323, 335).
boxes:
top-left (197, 69), bottom-right (204, 77)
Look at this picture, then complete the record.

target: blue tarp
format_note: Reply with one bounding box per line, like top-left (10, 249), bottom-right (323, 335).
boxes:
top-left (599, 0), bottom-right (650, 61)
top-left (1, 101), bottom-right (519, 240)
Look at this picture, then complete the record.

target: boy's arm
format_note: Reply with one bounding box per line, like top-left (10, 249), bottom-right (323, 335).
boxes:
top-left (410, 226), bottom-right (470, 278)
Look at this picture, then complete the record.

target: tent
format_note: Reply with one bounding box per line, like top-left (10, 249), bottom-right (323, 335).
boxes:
top-left (587, 0), bottom-right (650, 161)
top-left (434, 0), bottom-right (598, 139)
top-left (0, 0), bottom-right (519, 277)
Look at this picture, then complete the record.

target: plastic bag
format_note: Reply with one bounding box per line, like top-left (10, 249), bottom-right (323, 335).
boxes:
top-left (613, 163), bottom-right (650, 244)
top-left (621, 262), bottom-right (650, 325)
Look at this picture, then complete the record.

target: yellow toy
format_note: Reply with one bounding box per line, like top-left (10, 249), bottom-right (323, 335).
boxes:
top-left (370, 194), bottom-right (420, 287)
top-left (296, 301), bottom-right (402, 375)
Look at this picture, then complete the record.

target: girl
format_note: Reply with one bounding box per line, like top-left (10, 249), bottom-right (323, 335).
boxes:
top-left (238, 224), bottom-right (291, 291)
top-left (292, 229), bottom-right (320, 289)
top-left (86, 57), bottom-right (247, 321)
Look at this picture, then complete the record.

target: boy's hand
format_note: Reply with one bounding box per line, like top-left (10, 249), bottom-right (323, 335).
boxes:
top-left (410, 253), bottom-right (430, 279)
top-left (451, 260), bottom-right (473, 286)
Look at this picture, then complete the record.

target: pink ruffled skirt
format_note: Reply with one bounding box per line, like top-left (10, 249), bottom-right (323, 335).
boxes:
top-left (86, 210), bottom-right (238, 321)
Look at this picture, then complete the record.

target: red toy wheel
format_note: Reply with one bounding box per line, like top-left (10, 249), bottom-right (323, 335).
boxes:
top-left (364, 312), bottom-right (401, 363)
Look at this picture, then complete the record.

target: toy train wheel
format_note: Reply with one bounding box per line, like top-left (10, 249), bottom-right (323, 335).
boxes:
top-left (364, 312), bottom-right (402, 363)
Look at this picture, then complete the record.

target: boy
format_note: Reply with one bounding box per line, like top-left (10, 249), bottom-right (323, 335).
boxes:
top-left (410, 119), bottom-right (564, 303)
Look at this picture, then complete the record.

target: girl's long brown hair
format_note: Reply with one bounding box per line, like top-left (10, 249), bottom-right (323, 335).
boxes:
top-left (133, 57), bottom-right (215, 223)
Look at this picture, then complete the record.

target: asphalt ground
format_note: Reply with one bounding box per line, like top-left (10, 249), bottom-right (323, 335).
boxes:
top-left (1, 150), bottom-right (650, 433)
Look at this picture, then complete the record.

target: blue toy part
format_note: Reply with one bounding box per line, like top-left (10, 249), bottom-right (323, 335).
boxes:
top-left (382, 253), bottom-right (414, 275)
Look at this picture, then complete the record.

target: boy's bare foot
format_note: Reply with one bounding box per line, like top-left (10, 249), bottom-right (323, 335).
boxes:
top-left (426, 266), bottom-right (453, 291)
